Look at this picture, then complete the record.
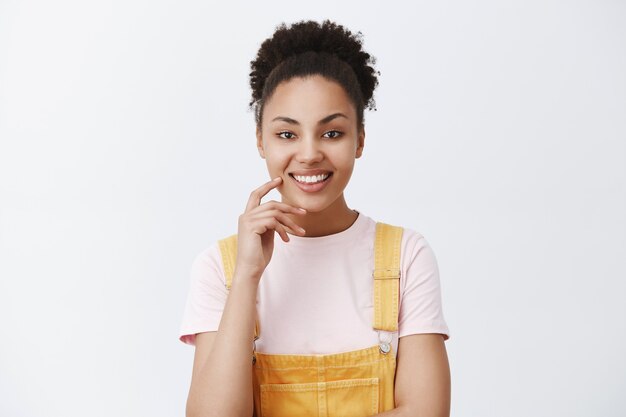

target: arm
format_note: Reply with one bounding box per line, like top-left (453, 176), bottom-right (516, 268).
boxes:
top-left (185, 269), bottom-right (260, 417)
top-left (375, 333), bottom-right (451, 417)
top-left (184, 177), bottom-right (306, 417)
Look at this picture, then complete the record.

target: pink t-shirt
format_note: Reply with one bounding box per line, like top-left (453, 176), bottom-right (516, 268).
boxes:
top-left (178, 211), bottom-right (450, 358)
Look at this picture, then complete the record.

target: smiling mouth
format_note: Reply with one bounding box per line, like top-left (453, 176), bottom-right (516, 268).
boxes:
top-left (288, 173), bottom-right (333, 184)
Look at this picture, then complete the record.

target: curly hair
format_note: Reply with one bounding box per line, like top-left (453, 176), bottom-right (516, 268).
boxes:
top-left (249, 19), bottom-right (380, 129)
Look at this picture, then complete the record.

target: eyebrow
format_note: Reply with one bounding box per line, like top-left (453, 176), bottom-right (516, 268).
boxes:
top-left (270, 112), bottom-right (349, 125)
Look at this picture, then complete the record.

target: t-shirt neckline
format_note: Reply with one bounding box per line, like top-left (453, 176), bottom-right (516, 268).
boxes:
top-left (279, 209), bottom-right (366, 248)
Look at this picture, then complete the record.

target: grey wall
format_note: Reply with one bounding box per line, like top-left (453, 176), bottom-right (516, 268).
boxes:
top-left (1, 0), bottom-right (624, 416)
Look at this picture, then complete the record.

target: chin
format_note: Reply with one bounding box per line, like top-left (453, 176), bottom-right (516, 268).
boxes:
top-left (291, 195), bottom-right (341, 213)
top-left (297, 204), bottom-right (326, 213)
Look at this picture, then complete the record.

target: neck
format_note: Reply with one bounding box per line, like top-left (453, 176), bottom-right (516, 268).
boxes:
top-left (284, 194), bottom-right (358, 237)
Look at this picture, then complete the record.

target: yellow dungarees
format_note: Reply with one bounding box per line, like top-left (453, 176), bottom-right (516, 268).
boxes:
top-left (218, 222), bottom-right (403, 417)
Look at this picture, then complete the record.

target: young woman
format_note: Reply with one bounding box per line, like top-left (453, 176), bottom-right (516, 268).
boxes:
top-left (179, 19), bottom-right (451, 417)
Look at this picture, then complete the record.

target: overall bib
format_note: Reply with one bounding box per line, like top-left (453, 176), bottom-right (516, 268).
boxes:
top-left (218, 222), bottom-right (403, 417)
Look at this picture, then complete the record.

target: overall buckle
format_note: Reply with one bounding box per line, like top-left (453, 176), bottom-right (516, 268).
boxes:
top-left (378, 330), bottom-right (393, 354)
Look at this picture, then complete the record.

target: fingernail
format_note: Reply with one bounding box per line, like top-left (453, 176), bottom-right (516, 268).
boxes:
top-left (273, 177), bottom-right (281, 181)
top-left (299, 208), bottom-right (307, 212)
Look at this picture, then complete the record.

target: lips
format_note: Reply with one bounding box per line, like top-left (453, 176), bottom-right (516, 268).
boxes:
top-left (288, 172), bottom-right (333, 193)
top-left (290, 172), bottom-right (331, 183)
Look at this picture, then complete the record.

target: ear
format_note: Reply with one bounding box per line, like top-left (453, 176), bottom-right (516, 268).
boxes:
top-left (355, 124), bottom-right (365, 159)
top-left (256, 126), bottom-right (265, 159)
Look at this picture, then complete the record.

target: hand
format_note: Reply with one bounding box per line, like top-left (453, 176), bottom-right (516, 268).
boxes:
top-left (234, 177), bottom-right (307, 280)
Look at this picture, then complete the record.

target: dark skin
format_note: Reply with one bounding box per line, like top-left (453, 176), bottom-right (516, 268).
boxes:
top-left (256, 75), bottom-right (364, 237)
top-left (185, 74), bottom-right (451, 417)
top-left (254, 75), bottom-right (451, 416)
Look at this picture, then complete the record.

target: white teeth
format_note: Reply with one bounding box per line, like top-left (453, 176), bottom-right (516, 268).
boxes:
top-left (293, 173), bottom-right (330, 184)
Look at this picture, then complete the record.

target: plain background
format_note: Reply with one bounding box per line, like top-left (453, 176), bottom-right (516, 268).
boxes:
top-left (1, 0), bottom-right (624, 416)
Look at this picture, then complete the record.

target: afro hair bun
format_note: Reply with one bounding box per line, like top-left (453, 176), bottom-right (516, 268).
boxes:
top-left (249, 19), bottom-right (380, 126)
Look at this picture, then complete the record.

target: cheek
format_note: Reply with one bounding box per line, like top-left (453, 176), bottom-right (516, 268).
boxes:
top-left (332, 141), bottom-right (358, 166)
top-left (334, 154), bottom-right (357, 171)
top-left (264, 153), bottom-right (288, 171)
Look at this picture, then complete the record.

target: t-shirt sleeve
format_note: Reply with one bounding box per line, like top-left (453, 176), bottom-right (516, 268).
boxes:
top-left (178, 243), bottom-right (229, 346)
top-left (398, 230), bottom-right (450, 341)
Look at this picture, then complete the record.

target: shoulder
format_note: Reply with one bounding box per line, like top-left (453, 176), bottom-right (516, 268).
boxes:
top-left (373, 220), bottom-right (438, 273)
top-left (363, 213), bottom-right (432, 255)
top-left (192, 233), bottom-right (238, 269)
top-left (401, 227), bottom-right (439, 275)
top-left (189, 240), bottom-right (229, 288)
top-left (373, 219), bottom-right (431, 257)
top-left (400, 227), bottom-right (433, 259)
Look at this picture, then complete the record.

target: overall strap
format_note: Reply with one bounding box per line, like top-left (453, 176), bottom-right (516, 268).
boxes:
top-left (217, 234), bottom-right (260, 340)
top-left (373, 222), bottom-right (404, 332)
top-left (218, 234), bottom-right (238, 290)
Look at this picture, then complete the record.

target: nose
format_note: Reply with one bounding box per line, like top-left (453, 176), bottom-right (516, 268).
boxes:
top-left (295, 135), bottom-right (323, 164)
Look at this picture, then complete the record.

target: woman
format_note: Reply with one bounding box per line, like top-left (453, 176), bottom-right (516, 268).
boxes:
top-left (180, 19), bottom-right (451, 417)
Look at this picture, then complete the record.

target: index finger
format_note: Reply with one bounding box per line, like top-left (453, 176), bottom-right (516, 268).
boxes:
top-left (245, 176), bottom-right (283, 212)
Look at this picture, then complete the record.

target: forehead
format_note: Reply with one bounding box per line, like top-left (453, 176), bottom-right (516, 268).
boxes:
top-left (263, 75), bottom-right (355, 123)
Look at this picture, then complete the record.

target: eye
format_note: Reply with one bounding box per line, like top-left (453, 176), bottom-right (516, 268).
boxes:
top-left (323, 130), bottom-right (343, 139)
top-left (277, 131), bottom-right (295, 140)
